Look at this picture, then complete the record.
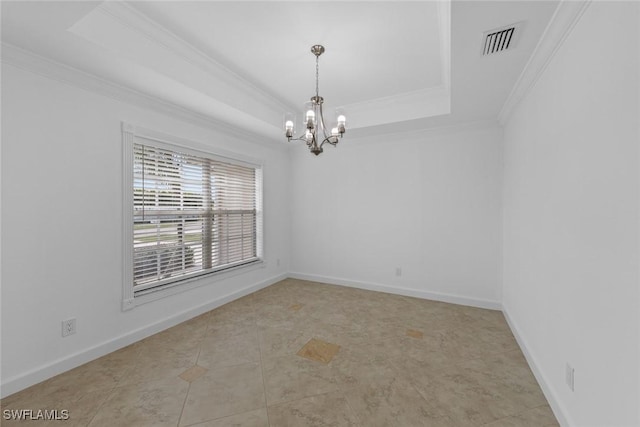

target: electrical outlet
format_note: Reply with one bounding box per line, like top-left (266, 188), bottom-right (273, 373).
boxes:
top-left (277, 258), bottom-right (280, 267)
top-left (62, 318), bottom-right (76, 337)
top-left (395, 267), bottom-right (402, 277)
top-left (565, 363), bottom-right (574, 391)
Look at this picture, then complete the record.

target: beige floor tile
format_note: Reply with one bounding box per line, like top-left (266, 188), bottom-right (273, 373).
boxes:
top-left (408, 328), bottom-right (491, 363)
top-left (482, 405), bottom-right (560, 427)
top-left (404, 302), bottom-right (477, 332)
top-left (342, 374), bottom-right (443, 427)
top-left (137, 323), bottom-right (205, 356)
top-left (1, 348), bottom-right (137, 415)
top-left (198, 330), bottom-right (260, 369)
top-left (300, 320), bottom-right (368, 348)
top-left (373, 298), bottom-right (420, 320)
top-left (306, 301), bottom-right (365, 328)
top-left (267, 392), bottom-right (359, 427)
top-left (262, 354), bottom-right (340, 405)
top-left (258, 326), bottom-right (312, 359)
top-left (1, 387), bottom-right (112, 427)
top-left (461, 326), bottom-right (520, 357)
top-left (329, 347), bottom-right (401, 389)
top-left (255, 282), bottom-right (327, 307)
top-left (118, 340), bottom-right (200, 386)
top-left (455, 351), bottom-right (548, 414)
top-left (255, 304), bottom-right (315, 330)
top-left (2, 279), bottom-right (556, 427)
top-left (355, 319), bottom-right (407, 343)
top-left (409, 363), bottom-right (521, 426)
top-left (297, 338), bottom-right (340, 364)
top-left (57, 388), bottom-right (113, 426)
top-left (31, 344), bottom-right (140, 403)
top-left (88, 376), bottom-right (188, 427)
top-left (349, 335), bottom-right (427, 363)
top-left (406, 329), bottom-right (424, 339)
top-left (180, 365), bottom-right (208, 383)
top-left (209, 298), bottom-right (257, 326)
top-left (145, 316), bottom-right (209, 349)
top-left (206, 316), bottom-right (258, 340)
top-left (185, 408), bottom-right (269, 427)
top-left (179, 362), bottom-right (265, 426)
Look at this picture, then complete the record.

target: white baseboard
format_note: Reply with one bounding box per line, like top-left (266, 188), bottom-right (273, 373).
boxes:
top-left (502, 306), bottom-right (572, 427)
top-left (0, 273), bottom-right (287, 399)
top-left (288, 272), bottom-right (502, 310)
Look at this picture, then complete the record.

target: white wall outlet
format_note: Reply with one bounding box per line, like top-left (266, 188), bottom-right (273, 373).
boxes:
top-left (395, 267), bottom-right (402, 277)
top-left (565, 362), bottom-right (575, 391)
top-left (62, 318), bottom-right (76, 337)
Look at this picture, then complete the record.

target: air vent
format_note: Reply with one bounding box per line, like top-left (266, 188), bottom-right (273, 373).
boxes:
top-left (482, 23), bottom-right (520, 56)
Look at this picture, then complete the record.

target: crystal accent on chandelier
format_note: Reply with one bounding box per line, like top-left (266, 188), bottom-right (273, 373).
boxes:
top-left (284, 45), bottom-right (346, 156)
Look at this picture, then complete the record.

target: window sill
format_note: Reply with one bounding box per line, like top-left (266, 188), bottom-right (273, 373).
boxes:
top-left (126, 259), bottom-right (265, 309)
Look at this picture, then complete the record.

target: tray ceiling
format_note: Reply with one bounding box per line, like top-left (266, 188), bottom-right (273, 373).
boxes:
top-left (1, 1), bottom-right (559, 143)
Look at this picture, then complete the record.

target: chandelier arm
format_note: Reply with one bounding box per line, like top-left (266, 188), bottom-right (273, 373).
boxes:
top-left (321, 135), bottom-right (337, 147)
top-left (318, 102), bottom-right (331, 140)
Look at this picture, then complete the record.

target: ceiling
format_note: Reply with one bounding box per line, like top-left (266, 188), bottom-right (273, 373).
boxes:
top-left (1, 1), bottom-right (559, 143)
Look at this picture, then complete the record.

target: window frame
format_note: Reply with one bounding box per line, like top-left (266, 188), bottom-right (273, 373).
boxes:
top-left (122, 123), bottom-right (264, 310)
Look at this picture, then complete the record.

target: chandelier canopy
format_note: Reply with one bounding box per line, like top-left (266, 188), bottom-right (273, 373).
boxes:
top-left (284, 45), bottom-right (346, 156)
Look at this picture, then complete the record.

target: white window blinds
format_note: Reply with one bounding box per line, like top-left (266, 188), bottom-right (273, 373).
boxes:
top-left (132, 141), bottom-right (261, 293)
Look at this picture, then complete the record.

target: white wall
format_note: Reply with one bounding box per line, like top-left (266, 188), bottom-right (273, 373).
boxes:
top-left (290, 124), bottom-right (503, 308)
top-left (502, 2), bottom-right (639, 426)
top-left (0, 63), bottom-right (291, 397)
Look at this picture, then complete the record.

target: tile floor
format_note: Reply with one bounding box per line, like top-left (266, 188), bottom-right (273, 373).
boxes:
top-left (1, 279), bottom-right (559, 426)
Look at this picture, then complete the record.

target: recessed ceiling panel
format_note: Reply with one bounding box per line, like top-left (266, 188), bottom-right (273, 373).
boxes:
top-left (130, 1), bottom-right (444, 108)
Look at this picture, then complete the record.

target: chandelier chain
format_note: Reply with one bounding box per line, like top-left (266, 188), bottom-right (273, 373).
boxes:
top-left (315, 55), bottom-right (320, 98)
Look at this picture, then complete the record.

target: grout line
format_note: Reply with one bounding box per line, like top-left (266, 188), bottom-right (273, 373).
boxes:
top-left (85, 344), bottom-right (144, 425)
top-left (194, 323), bottom-right (207, 366)
top-left (176, 382), bottom-right (192, 427)
top-left (340, 390), bottom-right (364, 427)
top-left (82, 385), bottom-right (118, 426)
top-left (253, 298), bottom-right (271, 426)
top-left (178, 310), bottom-right (211, 427)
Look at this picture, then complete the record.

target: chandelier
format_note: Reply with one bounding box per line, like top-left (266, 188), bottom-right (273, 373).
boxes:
top-left (284, 45), bottom-right (346, 156)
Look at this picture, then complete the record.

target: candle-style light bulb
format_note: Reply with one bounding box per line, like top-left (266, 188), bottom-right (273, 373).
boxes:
top-left (337, 115), bottom-right (346, 134)
top-left (285, 120), bottom-right (294, 138)
top-left (306, 110), bottom-right (316, 129)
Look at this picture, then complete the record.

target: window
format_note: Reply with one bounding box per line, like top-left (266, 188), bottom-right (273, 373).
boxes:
top-left (122, 124), bottom-right (263, 308)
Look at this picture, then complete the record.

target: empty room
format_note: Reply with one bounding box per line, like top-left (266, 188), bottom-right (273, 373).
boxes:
top-left (1, 1), bottom-right (638, 426)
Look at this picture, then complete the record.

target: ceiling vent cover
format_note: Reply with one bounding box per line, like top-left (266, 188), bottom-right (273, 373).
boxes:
top-left (482, 23), bottom-right (520, 56)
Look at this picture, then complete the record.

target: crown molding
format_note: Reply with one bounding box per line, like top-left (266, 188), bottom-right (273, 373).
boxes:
top-left (341, 86), bottom-right (450, 130)
top-left (498, 0), bottom-right (592, 126)
top-left (328, 118), bottom-right (502, 151)
top-left (96, 2), bottom-right (294, 114)
top-left (1, 43), bottom-right (285, 149)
